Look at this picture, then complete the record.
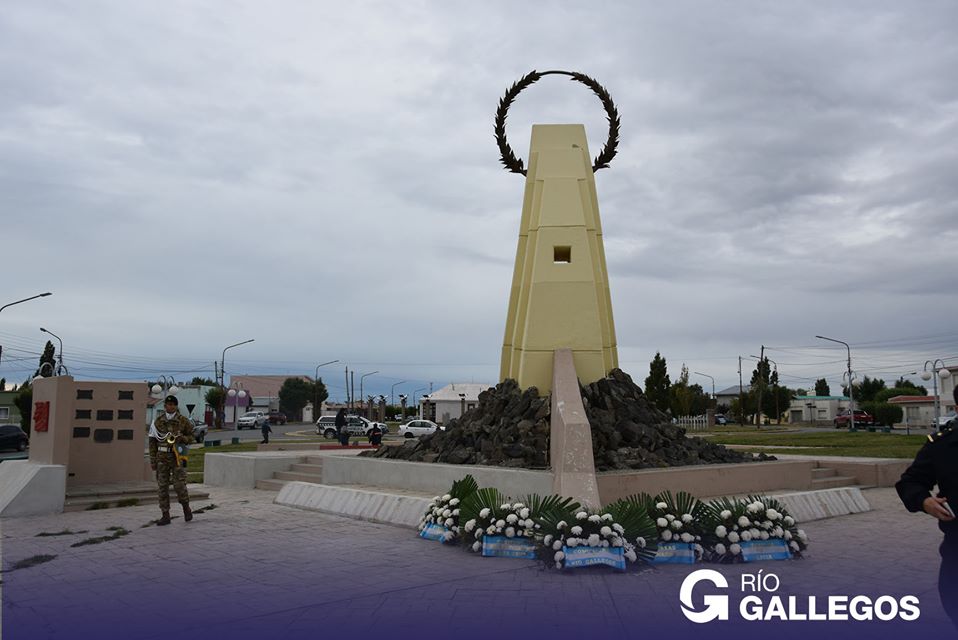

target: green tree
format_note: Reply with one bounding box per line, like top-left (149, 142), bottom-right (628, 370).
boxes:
top-left (13, 382), bottom-right (32, 433)
top-left (842, 376), bottom-right (886, 403)
top-left (279, 377), bottom-right (328, 421)
top-left (35, 341), bottom-right (55, 377)
top-left (644, 352), bottom-right (671, 413)
top-left (749, 358), bottom-right (773, 425)
top-left (874, 386), bottom-right (924, 404)
top-left (730, 394), bottom-right (756, 424)
top-left (668, 365), bottom-right (693, 416)
top-left (0, 377), bottom-right (5, 391)
top-left (190, 376), bottom-right (217, 386)
top-left (204, 387), bottom-right (226, 428)
top-left (814, 378), bottom-right (830, 396)
top-left (894, 377), bottom-right (927, 395)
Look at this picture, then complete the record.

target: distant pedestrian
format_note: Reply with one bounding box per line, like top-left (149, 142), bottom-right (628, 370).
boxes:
top-left (260, 420), bottom-right (272, 445)
top-left (335, 408), bottom-right (349, 446)
top-left (368, 423), bottom-right (383, 446)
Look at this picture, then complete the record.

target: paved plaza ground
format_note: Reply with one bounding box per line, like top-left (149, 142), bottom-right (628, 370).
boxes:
top-left (1, 485), bottom-right (954, 640)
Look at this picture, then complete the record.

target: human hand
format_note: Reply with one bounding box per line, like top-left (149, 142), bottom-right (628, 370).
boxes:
top-left (923, 496), bottom-right (955, 521)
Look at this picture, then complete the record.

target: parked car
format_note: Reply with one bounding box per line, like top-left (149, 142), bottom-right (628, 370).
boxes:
top-left (191, 419), bottom-right (209, 444)
top-left (316, 415), bottom-right (389, 439)
top-left (833, 409), bottom-right (875, 428)
top-left (0, 424), bottom-right (28, 452)
top-left (714, 414), bottom-right (729, 426)
top-left (236, 411), bottom-right (268, 429)
top-left (399, 419), bottom-right (441, 438)
top-left (268, 411), bottom-right (287, 425)
top-left (932, 411), bottom-right (957, 429)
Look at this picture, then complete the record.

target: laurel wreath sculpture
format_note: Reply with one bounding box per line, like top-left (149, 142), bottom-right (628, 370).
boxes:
top-left (494, 70), bottom-right (620, 176)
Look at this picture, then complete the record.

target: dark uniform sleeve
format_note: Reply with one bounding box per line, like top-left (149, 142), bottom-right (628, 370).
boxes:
top-left (896, 442), bottom-right (936, 513)
top-left (177, 415), bottom-right (195, 445)
top-left (149, 436), bottom-right (158, 467)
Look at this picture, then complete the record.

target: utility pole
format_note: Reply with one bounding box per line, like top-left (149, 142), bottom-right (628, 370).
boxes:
top-left (754, 345), bottom-right (765, 429)
top-left (738, 356), bottom-right (745, 427)
top-left (344, 367), bottom-right (350, 408)
top-left (350, 371), bottom-right (355, 411)
top-left (817, 335), bottom-right (856, 432)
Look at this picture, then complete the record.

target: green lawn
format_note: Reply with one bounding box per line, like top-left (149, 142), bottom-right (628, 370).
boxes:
top-left (706, 430), bottom-right (927, 459)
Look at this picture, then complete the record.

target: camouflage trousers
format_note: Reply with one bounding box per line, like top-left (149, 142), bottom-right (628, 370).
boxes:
top-left (155, 452), bottom-right (189, 512)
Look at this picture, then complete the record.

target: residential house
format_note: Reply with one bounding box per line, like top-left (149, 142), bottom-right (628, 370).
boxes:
top-left (787, 395), bottom-right (851, 425)
top-left (420, 383), bottom-right (491, 425)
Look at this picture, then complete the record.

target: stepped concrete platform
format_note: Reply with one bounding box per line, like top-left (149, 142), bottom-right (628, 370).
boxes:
top-left (275, 481), bottom-right (434, 528)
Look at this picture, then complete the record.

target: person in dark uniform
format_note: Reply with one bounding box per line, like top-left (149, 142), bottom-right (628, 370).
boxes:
top-left (335, 408), bottom-right (348, 446)
top-left (896, 385), bottom-right (958, 627)
top-left (368, 423), bottom-right (383, 446)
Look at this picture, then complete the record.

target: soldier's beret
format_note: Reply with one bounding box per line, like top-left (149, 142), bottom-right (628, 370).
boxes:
top-left (164, 395), bottom-right (179, 405)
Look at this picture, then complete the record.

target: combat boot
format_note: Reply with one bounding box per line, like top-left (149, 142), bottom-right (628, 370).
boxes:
top-left (157, 511), bottom-right (172, 526)
top-left (181, 501), bottom-right (193, 522)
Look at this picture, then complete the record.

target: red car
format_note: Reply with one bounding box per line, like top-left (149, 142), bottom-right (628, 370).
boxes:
top-left (834, 409), bottom-right (875, 428)
top-left (268, 411), bottom-right (287, 425)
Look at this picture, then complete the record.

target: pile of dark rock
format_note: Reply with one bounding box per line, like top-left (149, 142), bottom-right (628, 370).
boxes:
top-left (363, 369), bottom-right (771, 471)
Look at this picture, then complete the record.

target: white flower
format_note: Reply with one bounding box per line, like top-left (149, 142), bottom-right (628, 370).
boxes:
top-left (760, 531), bottom-right (769, 540)
top-left (588, 534), bottom-right (601, 547)
top-left (544, 534), bottom-right (553, 546)
top-left (495, 520), bottom-right (505, 529)
top-left (661, 530), bottom-right (673, 541)
top-left (443, 531), bottom-right (455, 542)
top-left (575, 511), bottom-right (588, 520)
top-left (766, 509), bottom-right (779, 520)
top-left (715, 543), bottom-right (727, 555)
top-left (790, 541), bottom-right (800, 551)
top-left (636, 537), bottom-right (646, 548)
top-left (749, 529), bottom-right (761, 539)
top-left (475, 530), bottom-right (483, 540)
top-left (624, 549), bottom-right (637, 562)
top-left (729, 543), bottom-right (742, 555)
top-left (566, 538), bottom-right (579, 548)
top-left (694, 544), bottom-right (703, 553)
top-left (552, 540), bottom-right (562, 550)
top-left (519, 508), bottom-right (530, 519)
top-left (784, 531), bottom-right (792, 540)
top-left (601, 540), bottom-right (610, 548)
top-left (600, 526), bottom-right (612, 537)
top-left (680, 533), bottom-right (693, 543)
top-left (797, 529), bottom-right (807, 541)
top-left (445, 518), bottom-right (454, 528)
top-left (671, 520), bottom-right (683, 530)
top-left (737, 516), bottom-right (750, 528)
top-left (512, 503), bottom-right (524, 510)
top-left (505, 527), bottom-right (515, 538)
top-left (773, 527), bottom-right (783, 538)
top-left (442, 494), bottom-right (451, 501)
top-left (612, 523), bottom-right (624, 534)
top-left (472, 541), bottom-right (482, 552)
top-left (557, 521), bottom-right (567, 529)
top-left (665, 514), bottom-right (675, 522)
top-left (524, 519), bottom-right (535, 529)
top-left (571, 526), bottom-right (583, 536)
top-left (720, 510), bottom-right (732, 520)
top-left (452, 509), bottom-right (460, 517)
top-left (479, 508), bottom-right (491, 519)
top-left (727, 531), bottom-right (740, 543)
top-left (715, 525), bottom-right (728, 538)
top-left (500, 503), bottom-right (511, 510)
top-left (588, 514), bottom-right (602, 524)
top-left (602, 513), bottom-right (614, 521)
top-left (656, 502), bottom-right (668, 510)
top-left (506, 514), bottom-right (519, 524)
top-left (681, 514), bottom-right (693, 523)
top-left (784, 516), bottom-right (795, 526)
top-left (486, 526), bottom-right (496, 535)
top-left (554, 551), bottom-right (565, 561)
top-left (450, 498), bottom-right (460, 506)
top-left (740, 531), bottom-right (753, 542)
top-left (748, 501), bottom-right (764, 513)
top-left (612, 538), bottom-right (623, 547)
top-left (656, 517), bottom-right (668, 528)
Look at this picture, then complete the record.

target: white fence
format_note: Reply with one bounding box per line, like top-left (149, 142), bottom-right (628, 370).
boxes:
top-left (674, 415), bottom-right (710, 431)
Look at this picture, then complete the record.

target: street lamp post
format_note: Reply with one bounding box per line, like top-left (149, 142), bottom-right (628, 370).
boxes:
top-left (412, 387), bottom-right (426, 418)
top-left (399, 394), bottom-right (408, 421)
top-left (0, 292), bottom-right (52, 314)
top-left (219, 339), bottom-right (254, 428)
top-left (391, 380), bottom-right (407, 408)
top-left (149, 376), bottom-right (180, 423)
top-left (314, 360), bottom-right (339, 421)
top-left (39, 327), bottom-right (67, 375)
top-left (459, 392), bottom-right (466, 419)
top-left (923, 359), bottom-right (952, 429)
top-left (693, 371), bottom-right (715, 426)
top-left (226, 383), bottom-right (248, 427)
top-left (816, 335), bottom-right (856, 432)
top-left (360, 371), bottom-right (379, 417)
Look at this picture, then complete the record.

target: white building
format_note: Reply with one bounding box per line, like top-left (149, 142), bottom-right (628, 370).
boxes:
top-left (420, 383), bottom-right (491, 425)
top-left (787, 395), bottom-right (851, 425)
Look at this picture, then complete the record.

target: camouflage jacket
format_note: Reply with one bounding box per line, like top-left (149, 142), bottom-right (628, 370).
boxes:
top-left (149, 410), bottom-right (194, 466)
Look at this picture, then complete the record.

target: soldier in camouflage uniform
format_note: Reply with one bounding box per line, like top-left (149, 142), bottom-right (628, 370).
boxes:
top-left (149, 395), bottom-right (194, 525)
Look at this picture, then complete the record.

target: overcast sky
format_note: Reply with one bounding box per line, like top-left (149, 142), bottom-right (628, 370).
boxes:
top-left (1, 1), bottom-right (956, 402)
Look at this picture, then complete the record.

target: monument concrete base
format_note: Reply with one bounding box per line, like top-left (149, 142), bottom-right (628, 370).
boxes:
top-left (0, 461), bottom-right (66, 517)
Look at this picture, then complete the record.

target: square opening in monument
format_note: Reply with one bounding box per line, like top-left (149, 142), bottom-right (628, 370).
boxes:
top-left (554, 246), bottom-right (572, 263)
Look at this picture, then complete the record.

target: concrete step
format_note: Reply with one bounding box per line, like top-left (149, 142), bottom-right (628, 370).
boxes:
top-left (305, 456), bottom-right (329, 466)
top-left (64, 488), bottom-right (210, 512)
top-left (255, 478), bottom-right (288, 491)
top-left (810, 475), bottom-right (857, 490)
top-left (273, 471), bottom-right (327, 483)
top-left (811, 467), bottom-right (837, 479)
top-left (290, 463), bottom-right (324, 475)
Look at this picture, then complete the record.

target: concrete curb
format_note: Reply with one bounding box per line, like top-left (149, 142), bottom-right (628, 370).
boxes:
top-left (274, 481), bottom-right (432, 529)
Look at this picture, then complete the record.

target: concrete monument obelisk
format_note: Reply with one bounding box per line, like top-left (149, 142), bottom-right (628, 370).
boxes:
top-left (498, 74), bottom-right (619, 395)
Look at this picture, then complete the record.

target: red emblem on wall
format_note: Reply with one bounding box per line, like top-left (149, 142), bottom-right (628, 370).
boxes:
top-left (33, 401), bottom-right (50, 432)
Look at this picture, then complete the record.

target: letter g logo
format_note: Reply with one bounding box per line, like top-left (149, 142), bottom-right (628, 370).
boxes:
top-left (680, 569), bottom-right (729, 623)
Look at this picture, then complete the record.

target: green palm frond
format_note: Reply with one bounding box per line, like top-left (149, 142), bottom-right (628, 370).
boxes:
top-left (450, 474), bottom-right (479, 501)
top-left (603, 499), bottom-right (658, 562)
